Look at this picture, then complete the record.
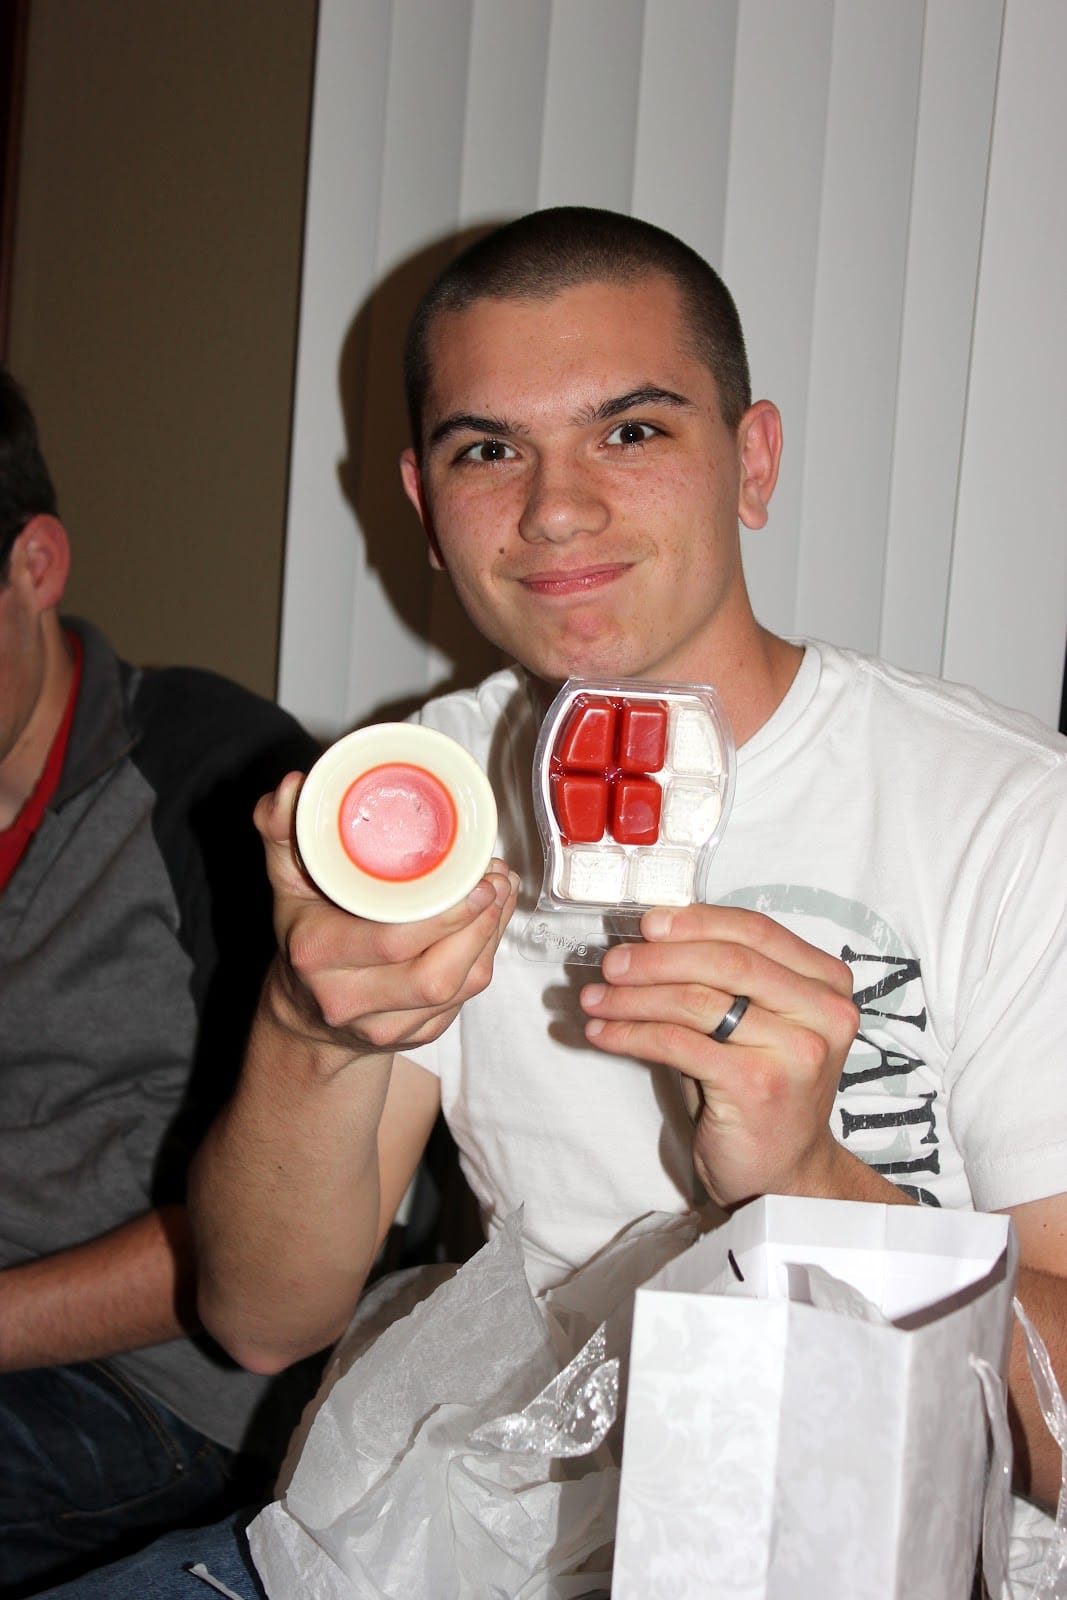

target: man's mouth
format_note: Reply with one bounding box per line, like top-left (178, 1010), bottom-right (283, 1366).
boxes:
top-left (517, 563), bottom-right (631, 598)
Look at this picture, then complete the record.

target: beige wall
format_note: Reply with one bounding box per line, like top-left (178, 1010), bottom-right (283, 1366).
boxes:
top-left (7, 0), bottom-right (317, 697)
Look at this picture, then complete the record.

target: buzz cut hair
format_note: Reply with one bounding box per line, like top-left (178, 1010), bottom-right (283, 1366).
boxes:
top-left (403, 206), bottom-right (752, 458)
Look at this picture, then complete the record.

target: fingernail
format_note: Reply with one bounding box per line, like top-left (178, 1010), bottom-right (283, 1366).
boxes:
top-left (583, 983), bottom-right (606, 1008)
top-left (493, 874), bottom-right (510, 907)
top-left (467, 881), bottom-right (495, 913)
top-left (508, 870), bottom-right (521, 897)
top-left (644, 909), bottom-right (672, 938)
top-left (586, 1018), bottom-right (605, 1039)
top-left (602, 945), bottom-right (630, 978)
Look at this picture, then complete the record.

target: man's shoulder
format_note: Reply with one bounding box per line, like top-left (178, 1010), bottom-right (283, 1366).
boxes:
top-left (130, 664), bottom-right (319, 806)
top-left (136, 664), bottom-right (316, 755)
top-left (412, 665), bottom-right (529, 748)
top-left (812, 638), bottom-right (1067, 769)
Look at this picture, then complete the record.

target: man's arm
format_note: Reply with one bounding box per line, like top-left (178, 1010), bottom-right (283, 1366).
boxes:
top-left (190, 774), bottom-right (518, 1375)
top-left (1002, 1194), bottom-right (1067, 1511)
top-left (581, 903), bottom-right (1067, 1511)
top-left (0, 1207), bottom-right (194, 1370)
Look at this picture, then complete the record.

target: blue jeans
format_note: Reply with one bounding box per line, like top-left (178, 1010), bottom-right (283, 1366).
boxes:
top-left (0, 1362), bottom-right (252, 1598)
top-left (32, 1511), bottom-right (266, 1600)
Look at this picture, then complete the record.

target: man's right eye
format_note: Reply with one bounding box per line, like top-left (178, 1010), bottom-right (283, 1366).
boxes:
top-left (457, 437), bottom-right (517, 463)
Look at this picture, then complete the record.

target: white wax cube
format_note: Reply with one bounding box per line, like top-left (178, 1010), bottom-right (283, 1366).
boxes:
top-left (668, 704), bottom-right (722, 776)
top-left (630, 849), bottom-right (695, 906)
top-left (662, 780), bottom-right (723, 846)
top-left (562, 846), bottom-right (629, 903)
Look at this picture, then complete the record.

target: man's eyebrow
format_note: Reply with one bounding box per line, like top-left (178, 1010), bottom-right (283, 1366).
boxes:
top-left (578, 386), bottom-right (695, 424)
top-left (426, 387), bottom-right (695, 450)
top-left (426, 412), bottom-right (528, 449)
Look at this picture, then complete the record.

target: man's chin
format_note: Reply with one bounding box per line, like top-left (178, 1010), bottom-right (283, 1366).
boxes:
top-left (518, 645), bottom-right (653, 689)
top-left (508, 644), bottom-right (572, 683)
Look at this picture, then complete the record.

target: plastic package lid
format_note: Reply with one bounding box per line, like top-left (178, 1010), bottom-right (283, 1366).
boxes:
top-left (531, 677), bottom-right (735, 916)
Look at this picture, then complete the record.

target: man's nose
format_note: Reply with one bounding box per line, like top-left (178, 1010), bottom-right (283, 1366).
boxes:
top-left (517, 456), bottom-right (610, 545)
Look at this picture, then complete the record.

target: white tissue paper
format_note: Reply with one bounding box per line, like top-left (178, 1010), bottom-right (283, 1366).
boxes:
top-left (246, 1208), bottom-right (662, 1599)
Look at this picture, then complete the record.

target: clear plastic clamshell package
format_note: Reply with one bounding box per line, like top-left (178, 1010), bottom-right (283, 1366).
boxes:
top-left (520, 677), bottom-right (735, 964)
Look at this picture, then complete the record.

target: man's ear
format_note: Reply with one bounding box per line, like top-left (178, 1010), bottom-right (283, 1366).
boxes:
top-left (10, 515), bottom-right (70, 611)
top-left (399, 448), bottom-right (446, 571)
top-left (736, 400), bottom-right (783, 531)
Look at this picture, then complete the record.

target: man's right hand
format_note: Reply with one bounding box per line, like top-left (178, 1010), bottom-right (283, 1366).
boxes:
top-left (191, 771), bottom-right (516, 1371)
top-left (255, 772), bottom-right (520, 1062)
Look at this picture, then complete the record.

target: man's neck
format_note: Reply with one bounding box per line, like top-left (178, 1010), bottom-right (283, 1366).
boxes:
top-left (706, 625), bottom-right (804, 748)
top-left (0, 618), bottom-right (77, 829)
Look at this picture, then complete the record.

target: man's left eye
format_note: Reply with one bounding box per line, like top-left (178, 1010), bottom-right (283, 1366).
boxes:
top-left (605, 420), bottom-right (659, 447)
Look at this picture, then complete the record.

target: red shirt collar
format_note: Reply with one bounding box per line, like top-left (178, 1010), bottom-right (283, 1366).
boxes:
top-left (0, 630), bottom-right (84, 892)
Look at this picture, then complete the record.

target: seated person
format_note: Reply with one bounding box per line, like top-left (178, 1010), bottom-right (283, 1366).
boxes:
top-left (0, 368), bottom-right (321, 1597)
top-left (36, 208), bottom-right (1067, 1598)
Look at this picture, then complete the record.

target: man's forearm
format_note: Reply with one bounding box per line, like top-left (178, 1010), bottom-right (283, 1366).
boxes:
top-left (190, 809), bottom-right (515, 1376)
top-left (189, 996), bottom-right (395, 1377)
top-left (0, 1206), bottom-right (195, 1371)
top-left (1008, 1263), bottom-right (1067, 1512)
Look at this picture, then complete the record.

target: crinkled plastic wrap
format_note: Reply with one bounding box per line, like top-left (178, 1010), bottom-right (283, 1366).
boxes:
top-left (471, 1327), bottom-right (618, 1459)
top-left (246, 1210), bottom-right (698, 1599)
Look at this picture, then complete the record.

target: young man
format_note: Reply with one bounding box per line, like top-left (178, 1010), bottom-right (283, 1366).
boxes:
top-left (42, 209), bottom-right (1067, 1595)
top-left (0, 370), bottom-right (321, 1595)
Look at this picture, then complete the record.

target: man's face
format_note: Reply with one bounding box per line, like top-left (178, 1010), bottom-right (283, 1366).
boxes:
top-left (401, 274), bottom-right (777, 686)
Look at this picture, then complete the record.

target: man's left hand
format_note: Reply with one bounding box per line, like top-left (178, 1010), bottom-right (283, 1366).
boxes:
top-left (581, 903), bottom-right (859, 1208)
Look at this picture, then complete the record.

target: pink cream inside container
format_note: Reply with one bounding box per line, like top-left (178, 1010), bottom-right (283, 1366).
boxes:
top-left (338, 763), bottom-right (457, 882)
top-left (296, 724), bottom-right (497, 922)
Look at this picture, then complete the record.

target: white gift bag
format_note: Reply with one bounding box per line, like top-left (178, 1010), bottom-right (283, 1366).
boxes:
top-left (613, 1195), bottom-right (1017, 1600)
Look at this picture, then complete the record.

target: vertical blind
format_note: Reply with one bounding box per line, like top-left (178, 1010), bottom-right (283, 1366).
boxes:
top-left (279, 0), bottom-right (1066, 738)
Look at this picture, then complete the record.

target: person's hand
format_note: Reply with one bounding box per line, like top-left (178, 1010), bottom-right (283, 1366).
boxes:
top-left (255, 773), bottom-right (519, 1064)
top-left (580, 904), bottom-right (859, 1208)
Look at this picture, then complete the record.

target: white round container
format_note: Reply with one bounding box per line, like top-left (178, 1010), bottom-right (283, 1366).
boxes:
top-left (295, 723), bottom-right (498, 922)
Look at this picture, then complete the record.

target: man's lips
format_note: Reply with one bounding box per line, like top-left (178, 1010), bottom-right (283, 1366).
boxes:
top-left (517, 563), bottom-right (631, 598)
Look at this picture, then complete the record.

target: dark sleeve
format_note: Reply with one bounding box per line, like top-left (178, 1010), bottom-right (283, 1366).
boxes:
top-left (129, 666), bottom-right (321, 1201)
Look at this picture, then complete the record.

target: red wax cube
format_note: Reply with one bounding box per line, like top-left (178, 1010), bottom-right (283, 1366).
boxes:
top-left (557, 699), bottom-right (617, 771)
top-left (553, 774), bottom-right (609, 842)
top-left (610, 777), bottom-right (662, 845)
top-left (618, 701), bottom-right (668, 773)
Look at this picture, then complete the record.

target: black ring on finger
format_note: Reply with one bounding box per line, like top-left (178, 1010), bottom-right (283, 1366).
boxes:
top-left (710, 994), bottom-right (749, 1043)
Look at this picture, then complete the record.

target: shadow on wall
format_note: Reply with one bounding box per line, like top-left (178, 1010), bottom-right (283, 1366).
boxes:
top-left (335, 224), bottom-right (510, 728)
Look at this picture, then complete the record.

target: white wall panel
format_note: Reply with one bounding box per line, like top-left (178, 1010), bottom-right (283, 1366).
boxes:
top-left (459, 0), bottom-right (550, 222)
top-left (375, 3), bottom-right (472, 281)
top-left (632, 0), bottom-right (737, 269)
top-left (723, 0), bottom-right (834, 639)
top-left (943, 0), bottom-right (1067, 727)
top-left (795, 2), bottom-right (925, 650)
top-left (538, 0), bottom-right (645, 210)
top-left (277, 0), bottom-right (391, 736)
top-left (879, 0), bottom-right (1003, 676)
top-left (281, 0), bottom-right (1066, 737)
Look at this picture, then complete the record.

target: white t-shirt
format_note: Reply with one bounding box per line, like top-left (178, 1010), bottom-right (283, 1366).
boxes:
top-left (406, 641), bottom-right (1067, 1296)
